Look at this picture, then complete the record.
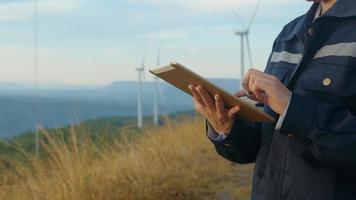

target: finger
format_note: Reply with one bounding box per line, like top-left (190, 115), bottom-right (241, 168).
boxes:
top-left (189, 84), bottom-right (204, 106)
top-left (193, 101), bottom-right (204, 115)
top-left (260, 92), bottom-right (269, 105)
top-left (196, 85), bottom-right (215, 112)
top-left (246, 69), bottom-right (273, 89)
top-left (234, 90), bottom-right (258, 101)
top-left (248, 72), bottom-right (277, 96)
top-left (248, 73), bottom-right (270, 94)
top-left (234, 90), bottom-right (247, 97)
top-left (241, 69), bottom-right (252, 92)
top-left (189, 85), bottom-right (206, 114)
top-left (246, 93), bottom-right (258, 101)
top-left (250, 80), bottom-right (269, 104)
top-left (242, 68), bottom-right (264, 92)
top-left (228, 105), bottom-right (240, 118)
top-left (214, 94), bottom-right (227, 122)
top-left (248, 75), bottom-right (263, 101)
top-left (250, 81), bottom-right (263, 102)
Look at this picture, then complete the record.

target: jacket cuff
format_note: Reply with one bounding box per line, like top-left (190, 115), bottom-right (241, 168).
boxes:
top-left (280, 93), bottom-right (317, 139)
top-left (205, 117), bottom-right (239, 144)
top-left (206, 122), bottom-right (228, 141)
top-left (275, 97), bottom-right (291, 130)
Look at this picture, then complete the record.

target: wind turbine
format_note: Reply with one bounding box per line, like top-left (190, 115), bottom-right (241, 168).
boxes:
top-left (234, 0), bottom-right (261, 82)
top-left (153, 47), bottom-right (160, 125)
top-left (135, 52), bottom-right (146, 129)
top-left (33, 0), bottom-right (40, 157)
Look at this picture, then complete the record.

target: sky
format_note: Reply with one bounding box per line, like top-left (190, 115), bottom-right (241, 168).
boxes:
top-left (0, 0), bottom-right (311, 86)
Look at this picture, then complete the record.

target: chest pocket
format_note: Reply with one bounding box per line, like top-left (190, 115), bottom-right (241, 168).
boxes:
top-left (297, 61), bottom-right (356, 99)
top-left (266, 65), bottom-right (293, 85)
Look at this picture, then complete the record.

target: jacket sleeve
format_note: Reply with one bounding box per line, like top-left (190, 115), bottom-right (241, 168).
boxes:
top-left (206, 118), bottom-right (262, 164)
top-left (280, 93), bottom-right (356, 176)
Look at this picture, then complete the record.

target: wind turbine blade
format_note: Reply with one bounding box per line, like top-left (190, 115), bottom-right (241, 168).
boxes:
top-left (247, 0), bottom-right (261, 31)
top-left (230, 9), bottom-right (245, 30)
top-left (157, 47), bottom-right (160, 66)
top-left (142, 69), bottom-right (146, 81)
top-left (141, 49), bottom-right (146, 81)
top-left (245, 35), bottom-right (253, 67)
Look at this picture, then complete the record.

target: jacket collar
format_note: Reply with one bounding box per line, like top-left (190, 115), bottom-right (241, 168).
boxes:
top-left (278, 4), bottom-right (318, 42)
top-left (281, 0), bottom-right (356, 42)
top-left (293, 3), bottom-right (319, 43)
top-left (323, 0), bottom-right (356, 18)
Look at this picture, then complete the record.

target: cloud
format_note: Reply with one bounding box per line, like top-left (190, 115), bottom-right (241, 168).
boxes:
top-left (0, 0), bottom-right (81, 21)
top-left (146, 30), bottom-right (190, 39)
top-left (141, 0), bottom-right (295, 12)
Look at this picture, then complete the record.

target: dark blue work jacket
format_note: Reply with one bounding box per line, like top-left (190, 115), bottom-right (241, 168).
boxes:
top-left (208, 1), bottom-right (356, 199)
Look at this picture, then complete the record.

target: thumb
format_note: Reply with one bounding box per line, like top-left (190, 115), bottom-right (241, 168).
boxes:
top-left (235, 90), bottom-right (258, 101)
top-left (234, 90), bottom-right (247, 98)
top-left (228, 105), bottom-right (240, 118)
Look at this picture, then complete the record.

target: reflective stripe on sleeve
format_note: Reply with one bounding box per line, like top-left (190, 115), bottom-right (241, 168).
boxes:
top-left (270, 51), bottom-right (303, 64)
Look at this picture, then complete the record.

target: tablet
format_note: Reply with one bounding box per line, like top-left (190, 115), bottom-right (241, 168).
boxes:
top-left (149, 62), bottom-right (274, 122)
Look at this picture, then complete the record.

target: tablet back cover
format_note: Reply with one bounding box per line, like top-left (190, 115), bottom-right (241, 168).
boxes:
top-left (150, 62), bottom-right (274, 122)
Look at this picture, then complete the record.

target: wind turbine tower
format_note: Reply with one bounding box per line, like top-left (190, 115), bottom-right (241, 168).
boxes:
top-left (136, 54), bottom-right (145, 129)
top-left (234, 0), bottom-right (261, 81)
top-left (33, 0), bottom-right (40, 157)
top-left (153, 47), bottom-right (160, 125)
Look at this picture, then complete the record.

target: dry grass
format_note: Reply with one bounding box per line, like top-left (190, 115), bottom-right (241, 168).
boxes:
top-left (0, 116), bottom-right (253, 200)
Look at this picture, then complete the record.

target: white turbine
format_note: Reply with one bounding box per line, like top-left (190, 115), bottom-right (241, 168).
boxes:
top-left (234, 0), bottom-right (261, 83)
top-left (136, 53), bottom-right (145, 129)
top-left (153, 47), bottom-right (160, 125)
top-left (33, 0), bottom-right (40, 157)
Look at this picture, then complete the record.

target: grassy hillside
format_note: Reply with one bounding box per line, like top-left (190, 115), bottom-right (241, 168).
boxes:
top-left (0, 115), bottom-right (253, 200)
top-left (0, 115), bottom-right (138, 159)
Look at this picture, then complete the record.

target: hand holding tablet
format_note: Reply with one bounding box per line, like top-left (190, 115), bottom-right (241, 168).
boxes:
top-left (149, 62), bottom-right (274, 122)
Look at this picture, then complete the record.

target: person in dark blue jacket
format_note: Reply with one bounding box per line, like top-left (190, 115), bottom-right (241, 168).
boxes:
top-left (189, 0), bottom-right (356, 199)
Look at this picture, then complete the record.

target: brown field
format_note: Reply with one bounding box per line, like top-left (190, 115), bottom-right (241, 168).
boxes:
top-left (0, 116), bottom-right (253, 200)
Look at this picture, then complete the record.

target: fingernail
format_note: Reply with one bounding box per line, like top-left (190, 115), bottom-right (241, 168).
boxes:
top-left (188, 85), bottom-right (193, 90)
top-left (214, 95), bottom-right (219, 100)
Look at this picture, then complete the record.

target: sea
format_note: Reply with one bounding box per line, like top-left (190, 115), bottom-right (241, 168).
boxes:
top-left (0, 79), bottom-right (240, 138)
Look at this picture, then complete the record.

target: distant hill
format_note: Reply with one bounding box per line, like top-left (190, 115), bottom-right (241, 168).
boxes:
top-left (0, 79), bottom-right (240, 138)
top-left (105, 78), bottom-right (240, 102)
top-left (106, 78), bottom-right (240, 93)
top-left (0, 82), bottom-right (98, 95)
top-left (0, 78), bottom-right (240, 99)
